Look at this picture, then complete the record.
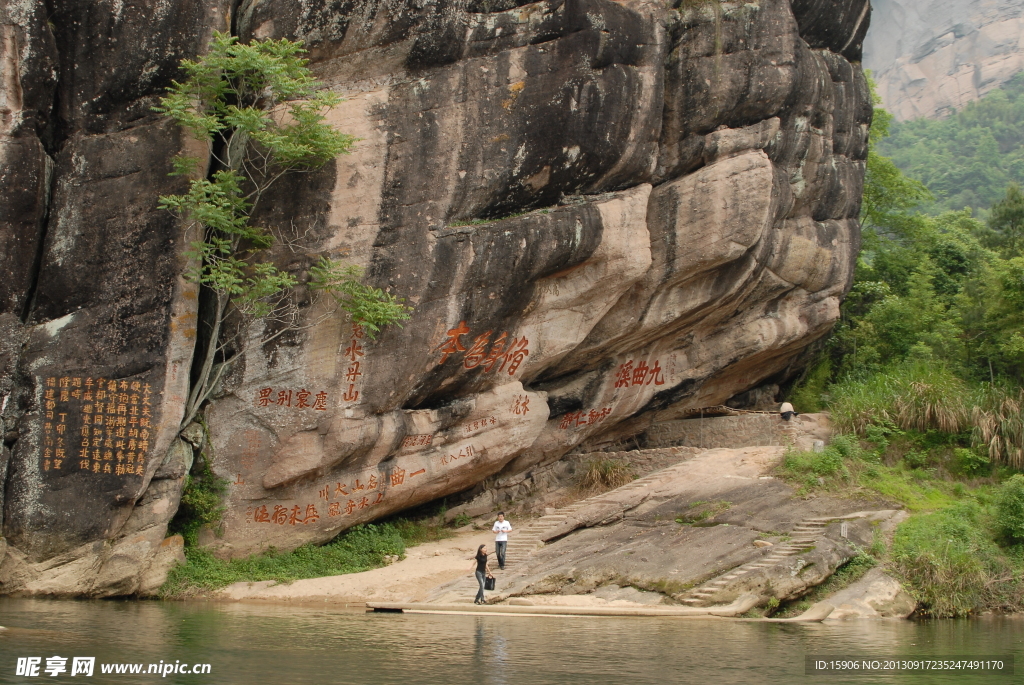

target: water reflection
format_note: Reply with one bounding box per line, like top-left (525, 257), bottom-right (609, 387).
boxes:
top-left (1, 598), bottom-right (1021, 684)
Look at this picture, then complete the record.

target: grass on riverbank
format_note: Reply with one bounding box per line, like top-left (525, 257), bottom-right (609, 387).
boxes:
top-left (774, 427), bottom-right (1024, 617)
top-left (160, 517), bottom-right (456, 598)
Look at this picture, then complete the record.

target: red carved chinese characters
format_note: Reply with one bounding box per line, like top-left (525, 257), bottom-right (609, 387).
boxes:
top-left (558, 407), bottom-right (612, 430)
top-left (343, 323), bottom-right (365, 403)
top-left (439, 444), bottom-right (476, 466)
top-left (463, 416), bottom-right (498, 434)
top-left (254, 386), bottom-right (330, 411)
top-left (614, 359), bottom-right (666, 388)
top-left (463, 331), bottom-right (492, 368)
top-left (435, 321), bottom-right (471, 364)
top-left (434, 324), bottom-right (530, 376)
top-left (510, 394), bottom-right (530, 415)
top-left (499, 336), bottom-right (530, 375)
top-left (401, 434), bottom-right (433, 448)
top-left (251, 462), bottom-right (416, 525)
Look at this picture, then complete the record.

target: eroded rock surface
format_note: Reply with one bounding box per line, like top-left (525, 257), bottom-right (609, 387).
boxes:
top-left (826, 567), bottom-right (917, 619)
top-left (423, 443), bottom-right (897, 610)
top-left (0, 0), bottom-right (870, 595)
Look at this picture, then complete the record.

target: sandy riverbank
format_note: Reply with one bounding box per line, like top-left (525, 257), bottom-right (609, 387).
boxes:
top-left (214, 527), bottom-right (500, 605)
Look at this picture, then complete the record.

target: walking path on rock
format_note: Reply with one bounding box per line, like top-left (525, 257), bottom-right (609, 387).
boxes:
top-left (423, 454), bottom-right (718, 604)
top-left (424, 442), bottom-right (876, 607)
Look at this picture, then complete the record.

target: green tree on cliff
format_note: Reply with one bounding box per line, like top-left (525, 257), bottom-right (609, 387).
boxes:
top-left (156, 32), bottom-right (409, 428)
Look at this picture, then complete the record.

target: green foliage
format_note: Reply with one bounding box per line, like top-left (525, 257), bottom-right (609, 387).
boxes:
top-left (675, 500), bottom-right (731, 525)
top-left (156, 32), bottom-right (354, 325)
top-left (788, 357), bottom-right (831, 412)
top-left (823, 76), bottom-right (1024, 398)
top-left (861, 82), bottom-right (932, 229)
top-left (774, 553), bottom-right (877, 618)
top-left (995, 474), bottom-right (1024, 543)
top-left (308, 258), bottom-right (411, 338)
top-left (954, 447), bottom-right (991, 476)
top-left (156, 33), bottom-right (410, 427)
top-left (776, 425), bottom-right (975, 509)
top-left (162, 523), bottom-right (407, 597)
top-left (890, 502), bottom-right (1010, 618)
top-left (779, 443), bottom-right (850, 488)
top-left (168, 452), bottom-right (229, 548)
top-left (986, 183), bottom-right (1024, 257)
top-left (154, 32), bottom-right (351, 171)
top-left (877, 71), bottom-right (1024, 214)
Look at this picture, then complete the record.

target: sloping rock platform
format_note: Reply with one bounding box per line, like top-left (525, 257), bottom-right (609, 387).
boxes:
top-left (425, 439), bottom-right (900, 610)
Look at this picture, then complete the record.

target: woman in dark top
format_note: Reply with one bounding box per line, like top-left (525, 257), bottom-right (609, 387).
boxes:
top-left (471, 544), bottom-right (492, 604)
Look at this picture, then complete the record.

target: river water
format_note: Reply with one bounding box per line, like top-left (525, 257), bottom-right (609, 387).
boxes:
top-left (1, 598), bottom-right (1021, 684)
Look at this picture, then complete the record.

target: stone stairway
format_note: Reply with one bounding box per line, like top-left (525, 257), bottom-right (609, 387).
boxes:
top-left (678, 513), bottom-right (874, 606)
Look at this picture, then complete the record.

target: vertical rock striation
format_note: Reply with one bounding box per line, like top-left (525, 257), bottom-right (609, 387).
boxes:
top-left (0, 0), bottom-right (871, 594)
top-left (0, 0), bottom-right (228, 595)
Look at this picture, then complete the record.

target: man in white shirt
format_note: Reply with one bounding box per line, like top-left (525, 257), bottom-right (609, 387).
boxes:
top-left (492, 512), bottom-right (512, 570)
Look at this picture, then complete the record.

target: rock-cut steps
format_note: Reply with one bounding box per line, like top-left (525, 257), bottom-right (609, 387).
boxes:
top-left (678, 513), bottom-right (878, 606)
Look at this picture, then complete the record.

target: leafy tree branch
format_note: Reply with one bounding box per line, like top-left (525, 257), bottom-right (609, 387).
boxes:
top-left (156, 32), bottom-right (409, 429)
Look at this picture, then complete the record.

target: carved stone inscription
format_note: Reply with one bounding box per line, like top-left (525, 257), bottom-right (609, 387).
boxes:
top-left (41, 376), bottom-right (153, 478)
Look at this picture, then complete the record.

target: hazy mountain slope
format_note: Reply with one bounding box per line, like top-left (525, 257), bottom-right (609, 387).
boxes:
top-left (864, 0), bottom-right (1024, 120)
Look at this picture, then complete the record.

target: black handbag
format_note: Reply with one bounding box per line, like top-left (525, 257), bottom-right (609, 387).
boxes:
top-left (484, 575), bottom-right (496, 591)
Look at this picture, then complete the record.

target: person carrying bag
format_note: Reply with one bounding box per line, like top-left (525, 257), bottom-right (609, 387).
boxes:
top-left (470, 544), bottom-right (494, 604)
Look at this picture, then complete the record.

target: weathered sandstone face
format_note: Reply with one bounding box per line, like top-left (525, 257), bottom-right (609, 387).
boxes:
top-left (0, 0), bottom-right (870, 593)
top-left (864, 0), bottom-right (1024, 120)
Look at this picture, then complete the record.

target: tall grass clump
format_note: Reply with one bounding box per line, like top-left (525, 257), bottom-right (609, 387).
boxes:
top-left (578, 459), bottom-right (635, 493)
top-left (972, 387), bottom-right (1024, 468)
top-left (830, 363), bottom-right (970, 435)
top-left (830, 365), bottom-right (1024, 468)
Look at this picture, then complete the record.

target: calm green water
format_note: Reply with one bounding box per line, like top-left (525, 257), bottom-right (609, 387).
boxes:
top-left (1, 598), bottom-right (1021, 684)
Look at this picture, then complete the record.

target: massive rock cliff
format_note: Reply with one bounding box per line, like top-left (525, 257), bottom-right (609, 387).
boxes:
top-left (0, 0), bottom-right (871, 596)
top-left (864, 0), bottom-right (1024, 120)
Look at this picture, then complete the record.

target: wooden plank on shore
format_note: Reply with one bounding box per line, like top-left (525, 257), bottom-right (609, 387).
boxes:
top-left (365, 597), bottom-right (833, 622)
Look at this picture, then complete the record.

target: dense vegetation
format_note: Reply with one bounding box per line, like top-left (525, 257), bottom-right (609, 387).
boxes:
top-left (786, 77), bottom-right (1024, 617)
top-left (878, 71), bottom-right (1024, 214)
